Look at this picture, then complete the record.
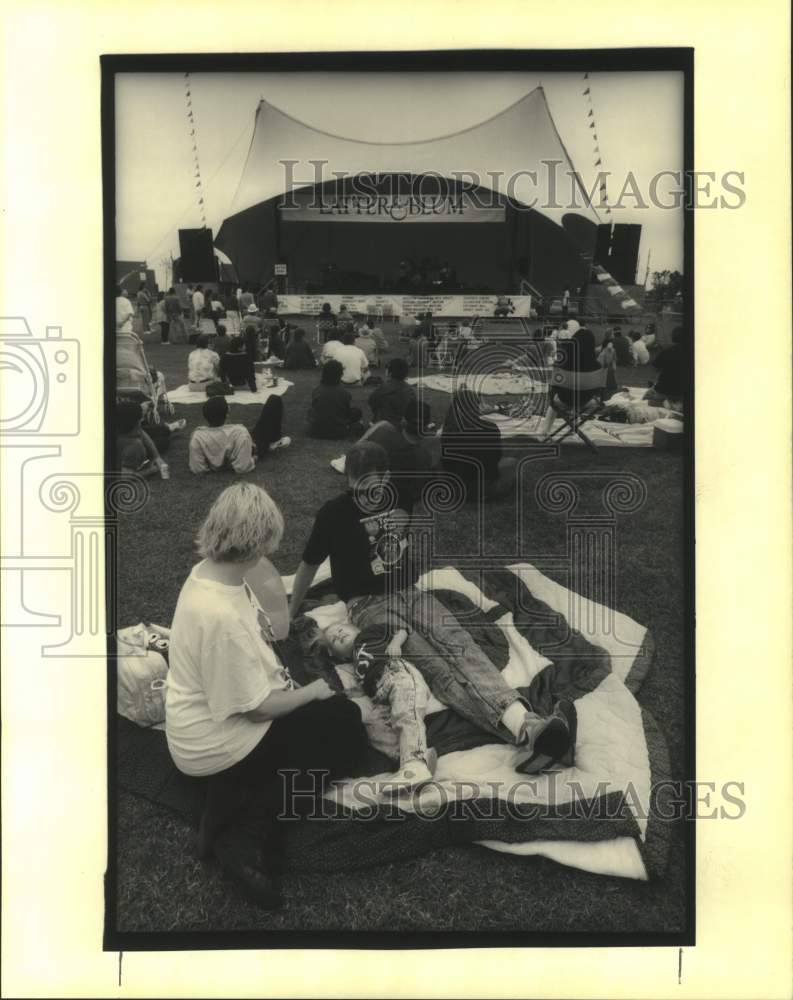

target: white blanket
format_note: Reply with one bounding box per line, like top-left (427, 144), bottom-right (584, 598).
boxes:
top-left (167, 378), bottom-right (293, 405)
top-left (288, 562), bottom-right (658, 880)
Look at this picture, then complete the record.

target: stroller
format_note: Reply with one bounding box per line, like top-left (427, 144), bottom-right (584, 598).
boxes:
top-left (116, 329), bottom-right (174, 427)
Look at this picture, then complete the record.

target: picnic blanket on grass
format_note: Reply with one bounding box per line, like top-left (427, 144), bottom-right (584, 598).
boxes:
top-left (117, 562), bottom-right (669, 881)
top-left (166, 378), bottom-right (293, 406)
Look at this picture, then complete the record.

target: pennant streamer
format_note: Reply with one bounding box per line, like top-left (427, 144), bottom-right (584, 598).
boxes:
top-left (582, 73), bottom-right (609, 212)
top-left (184, 72), bottom-right (207, 228)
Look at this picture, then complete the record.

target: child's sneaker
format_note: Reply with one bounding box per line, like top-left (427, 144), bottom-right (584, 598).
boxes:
top-left (377, 759), bottom-right (434, 798)
top-left (268, 436), bottom-right (291, 451)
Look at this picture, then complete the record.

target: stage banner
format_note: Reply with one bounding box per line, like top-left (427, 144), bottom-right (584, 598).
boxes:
top-left (278, 294), bottom-right (532, 318)
top-left (279, 190), bottom-right (505, 224)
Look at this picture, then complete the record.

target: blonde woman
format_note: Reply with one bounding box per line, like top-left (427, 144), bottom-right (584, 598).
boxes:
top-left (166, 482), bottom-right (366, 909)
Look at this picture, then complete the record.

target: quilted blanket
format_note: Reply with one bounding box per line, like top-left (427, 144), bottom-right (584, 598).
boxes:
top-left (280, 562), bottom-right (669, 880)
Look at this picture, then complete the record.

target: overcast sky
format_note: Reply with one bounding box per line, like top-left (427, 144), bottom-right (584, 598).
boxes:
top-left (116, 70), bottom-right (683, 285)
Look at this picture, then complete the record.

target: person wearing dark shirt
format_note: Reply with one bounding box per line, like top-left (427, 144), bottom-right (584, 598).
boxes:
top-left (220, 336), bottom-right (257, 393)
top-left (648, 327), bottom-right (685, 403)
top-left (265, 323), bottom-right (286, 360)
top-left (359, 400), bottom-right (435, 512)
top-left (612, 327), bottom-right (633, 366)
top-left (441, 387), bottom-right (516, 501)
top-left (260, 287), bottom-right (279, 316)
top-left (317, 302), bottom-right (337, 343)
top-left (213, 322), bottom-right (232, 357)
top-left (368, 357), bottom-right (416, 426)
top-left (289, 441), bottom-right (574, 774)
top-left (283, 328), bottom-right (317, 370)
top-left (291, 441), bottom-right (416, 605)
top-left (307, 360), bottom-right (363, 439)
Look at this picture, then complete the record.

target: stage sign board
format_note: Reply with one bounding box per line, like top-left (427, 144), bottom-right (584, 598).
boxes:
top-left (279, 190), bottom-right (505, 224)
top-left (277, 294), bottom-right (532, 319)
top-left (273, 263), bottom-right (287, 275)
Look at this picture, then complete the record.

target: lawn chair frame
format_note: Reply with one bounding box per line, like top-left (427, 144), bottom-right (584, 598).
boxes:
top-left (545, 367), bottom-right (608, 451)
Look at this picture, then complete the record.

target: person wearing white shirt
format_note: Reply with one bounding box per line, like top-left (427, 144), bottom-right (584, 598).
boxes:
top-left (321, 334), bottom-right (345, 365)
top-left (192, 285), bottom-right (206, 321)
top-left (116, 285), bottom-right (135, 331)
top-left (333, 331), bottom-right (370, 384)
top-left (165, 482), bottom-right (365, 908)
top-left (188, 334), bottom-right (220, 384)
top-left (630, 332), bottom-right (650, 365)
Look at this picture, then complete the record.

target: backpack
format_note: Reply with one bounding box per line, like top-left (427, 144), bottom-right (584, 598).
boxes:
top-left (116, 623), bottom-right (170, 727)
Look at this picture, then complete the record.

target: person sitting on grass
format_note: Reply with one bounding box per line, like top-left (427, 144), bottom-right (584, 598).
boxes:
top-left (645, 326), bottom-right (685, 406)
top-left (441, 387), bottom-right (517, 502)
top-left (355, 324), bottom-right (380, 368)
top-left (612, 327), bottom-right (633, 366)
top-left (307, 359), bottom-right (364, 440)
top-left (213, 322), bottom-right (232, 357)
top-left (188, 334), bottom-right (220, 386)
top-left (334, 329), bottom-right (370, 385)
top-left (367, 357), bottom-right (415, 427)
top-left (289, 441), bottom-right (574, 776)
top-left (357, 400), bottom-right (437, 512)
top-left (115, 400), bottom-right (185, 476)
top-left (282, 327), bottom-right (317, 370)
top-left (166, 482), bottom-right (367, 909)
top-left (219, 335), bottom-right (257, 393)
top-left (366, 318), bottom-right (388, 357)
top-left (265, 323), bottom-right (286, 361)
top-left (188, 395), bottom-right (291, 475)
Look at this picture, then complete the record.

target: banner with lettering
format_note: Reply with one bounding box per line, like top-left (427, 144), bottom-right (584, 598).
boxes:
top-left (279, 190), bottom-right (505, 224)
top-left (278, 294), bottom-right (532, 318)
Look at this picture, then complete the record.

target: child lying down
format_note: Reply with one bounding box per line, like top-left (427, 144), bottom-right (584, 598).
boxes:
top-left (323, 620), bottom-right (438, 794)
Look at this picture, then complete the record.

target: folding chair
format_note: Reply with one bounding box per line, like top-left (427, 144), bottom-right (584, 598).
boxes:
top-left (545, 367), bottom-right (608, 451)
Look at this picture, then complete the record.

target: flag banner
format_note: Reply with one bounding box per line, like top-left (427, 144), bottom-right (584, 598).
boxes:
top-left (278, 293), bottom-right (532, 317)
top-left (280, 190), bottom-right (506, 224)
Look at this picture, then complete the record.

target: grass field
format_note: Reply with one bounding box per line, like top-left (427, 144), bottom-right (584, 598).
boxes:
top-left (114, 320), bottom-right (688, 935)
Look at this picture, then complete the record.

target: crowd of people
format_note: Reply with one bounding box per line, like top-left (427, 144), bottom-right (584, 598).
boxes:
top-left (116, 285), bottom-right (686, 911)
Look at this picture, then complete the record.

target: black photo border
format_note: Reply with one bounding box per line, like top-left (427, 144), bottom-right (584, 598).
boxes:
top-left (102, 47), bottom-right (695, 952)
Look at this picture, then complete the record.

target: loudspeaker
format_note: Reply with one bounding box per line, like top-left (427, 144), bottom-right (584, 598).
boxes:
top-left (594, 223), bottom-right (613, 269)
top-left (178, 228), bottom-right (216, 282)
top-left (609, 224), bottom-right (642, 285)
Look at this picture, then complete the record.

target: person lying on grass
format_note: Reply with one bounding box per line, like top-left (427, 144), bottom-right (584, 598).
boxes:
top-left (188, 395), bottom-right (290, 475)
top-left (166, 482), bottom-right (367, 910)
top-left (289, 440), bottom-right (575, 774)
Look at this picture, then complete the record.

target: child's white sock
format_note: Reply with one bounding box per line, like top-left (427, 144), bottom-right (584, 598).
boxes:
top-left (500, 701), bottom-right (530, 744)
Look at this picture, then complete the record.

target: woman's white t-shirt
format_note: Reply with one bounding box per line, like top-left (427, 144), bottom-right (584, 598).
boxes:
top-left (165, 563), bottom-right (293, 777)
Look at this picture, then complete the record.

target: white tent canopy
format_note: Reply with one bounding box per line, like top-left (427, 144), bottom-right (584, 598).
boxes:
top-left (227, 86), bottom-right (600, 228)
